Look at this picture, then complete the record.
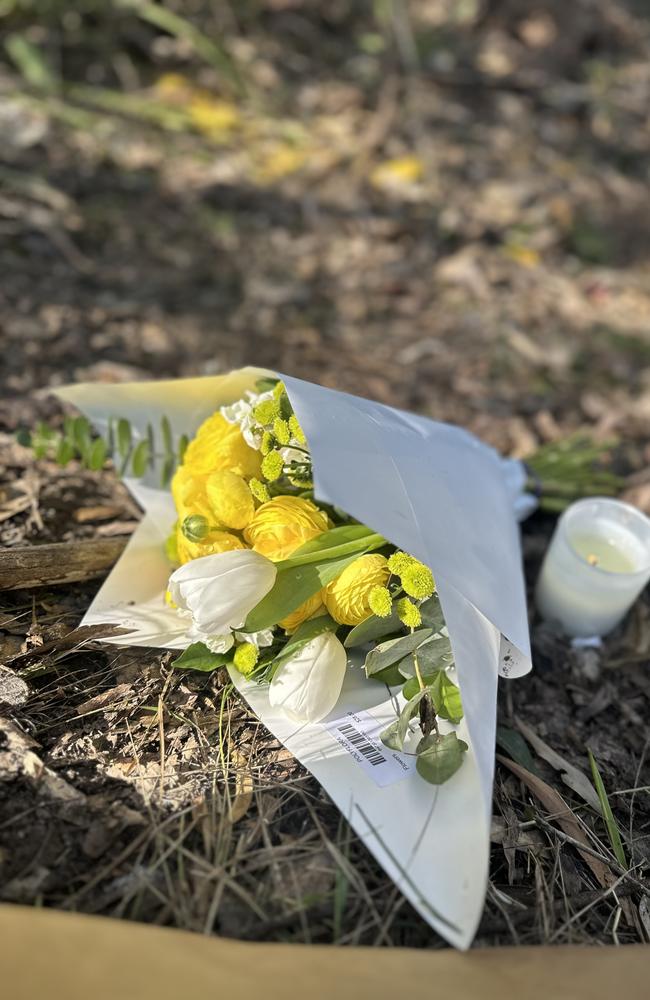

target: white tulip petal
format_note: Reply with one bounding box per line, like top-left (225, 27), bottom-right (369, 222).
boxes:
top-left (169, 549), bottom-right (277, 635)
top-left (269, 632), bottom-right (347, 723)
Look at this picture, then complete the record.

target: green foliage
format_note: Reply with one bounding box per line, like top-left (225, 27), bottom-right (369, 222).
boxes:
top-left (18, 413), bottom-right (187, 485)
top-left (173, 642), bottom-right (230, 672)
top-left (526, 435), bottom-right (622, 512)
top-left (416, 732), bottom-right (468, 785)
top-left (588, 750), bottom-right (627, 869)
top-left (363, 629), bottom-right (433, 677)
top-left (268, 613), bottom-right (338, 674)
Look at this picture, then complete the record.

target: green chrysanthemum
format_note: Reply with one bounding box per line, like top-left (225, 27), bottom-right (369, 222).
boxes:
top-left (289, 414), bottom-right (306, 445)
top-left (249, 477), bottom-right (271, 504)
top-left (233, 642), bottom-right (259, 676)
top-left (368, 585), bottom-right (393, 618)
top-left (272, 417), bottom-right (291, 446)
top-left (253, 398), bottom-right (281, 426)
top-left (396, 597), bottom-right (422, 628)
top-left (387, 551), bottom-right (416, 577)
top-left (260, 431), bottom-right (275, 456)
top-left (261, 450), bottom-right (284, 482)
top-left (401, 562), bottom-right (435, 600)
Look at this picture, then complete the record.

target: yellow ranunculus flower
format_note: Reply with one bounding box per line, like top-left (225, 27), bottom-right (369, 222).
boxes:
top-left (182, 412), bottom-right (262, 479)
top-left (243, 496), bottom-right (329, 562)
top-left (206, 470), bottom-right (255, 530)
top-left (176, 526), bottom-right (246, 565)
top-left (171, 465), bottom-right (212, 523)
top-left (324, 554), bottom-right (390, 626)
top-left (279, 590), bottom-right (324, 634)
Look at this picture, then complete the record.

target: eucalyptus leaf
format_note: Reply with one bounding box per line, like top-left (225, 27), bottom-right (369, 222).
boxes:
top-left (496, 726), bottom-right (538, 774)
top-left (416, 732), bottom-right (468, 785)
top-left (381, 689), bottom-right (428, 752)
top-left (397, 635), bottom-right (453, 679)
top-left (429, 671), bottom-right (463, 724)
top-left (344, 609), bottom-right (402, 648)
top-left (367, 663), bottom-right (405, 686)
top-left (364, 629), bottom-right (433, 678)
top-left (420, 594), bottom-right (445, 633)
top-left (173, 642), bottom-right (230, 672)
top-left (244, 552), bottom-right (365, 633)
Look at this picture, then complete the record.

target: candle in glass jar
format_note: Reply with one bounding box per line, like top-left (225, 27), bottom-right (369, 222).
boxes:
top-left (536, 498), bottom-right (650, 638)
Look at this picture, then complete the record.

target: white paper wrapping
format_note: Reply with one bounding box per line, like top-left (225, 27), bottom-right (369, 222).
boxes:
top-left (57, 368), bottom-right (533, 949)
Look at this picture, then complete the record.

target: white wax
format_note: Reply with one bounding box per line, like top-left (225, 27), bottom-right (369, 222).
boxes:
top-left (536, 498), bottom-right (650, 638)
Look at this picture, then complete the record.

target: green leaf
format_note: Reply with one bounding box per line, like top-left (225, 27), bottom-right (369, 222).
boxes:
top-left (161, 455), bottom-right (175, 487)
top-left (397, 634), bottom-right (453, 678)
top-left (178, 433), bottom-right (189, 463)
top-left (381, 689), bottom-right (428, 752)
top-left (55, 438), bottom-right (75, 466)
top-left (588, 750), bottom-right (627, 869)
top-left (367, 663), bottom-right (405, 686)
top-left (117, 418), bottom-right (132, 459)
top-left (72, 416), bottom-right (92, 459)
top-left (173, 642), bottom-right (230, 673)
top-left (416, 732), bottom-right (468, 785)
top-left (420, 594), bottom-right (445, 633)
top-left (244, 552), bottom-right (364, 633)
top-left (364, 629), bottom-right (433, 678)
top-left (161, 414), bottom-right (173, 456)
top-left (428, 671), bottom-right (463, 724)
top-left (496, 726), bottom-right (538, 774)
top-left (344, 609), bottom-right (402, 648)
top-left (277, 524), bottom-right (384, 570)
top-left (255, 377), bottom-right (280, 394)
top-left (131, 439), bottom-right (150, 478)
top-left (88, 437), bottom-right (107, 471)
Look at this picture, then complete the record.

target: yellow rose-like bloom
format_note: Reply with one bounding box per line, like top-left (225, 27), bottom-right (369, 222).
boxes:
top-left (176, 526), bottom-right (246, 565)
top-left (206, 470), bottom-right (255, 530)
top-left (324, 554), bottom-right (390, 626)
top-left (171, 465), bottom-right (212, 523)
top-left (243, 496), bottom-right (329, 562)
top-left (279, 591), bottom-right (324, 634)
top-left (183, 411), bottom-right (262, 479)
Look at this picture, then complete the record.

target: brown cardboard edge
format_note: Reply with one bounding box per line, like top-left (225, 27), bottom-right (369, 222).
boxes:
top-left (1, 903), bottom-right (648, 1000)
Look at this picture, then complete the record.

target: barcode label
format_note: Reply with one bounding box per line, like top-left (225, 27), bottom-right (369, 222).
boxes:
top-left (324, 709), bottom-right (416, 788)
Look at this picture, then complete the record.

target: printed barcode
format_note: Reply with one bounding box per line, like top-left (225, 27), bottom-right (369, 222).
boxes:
top-left (337, 722), bottom-right (387, 766)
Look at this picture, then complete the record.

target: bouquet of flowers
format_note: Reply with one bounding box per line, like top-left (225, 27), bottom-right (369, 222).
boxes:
top-left (40, 367), bottom-right (616, 947)
top-left (166, 375), bottom-right (466, 784)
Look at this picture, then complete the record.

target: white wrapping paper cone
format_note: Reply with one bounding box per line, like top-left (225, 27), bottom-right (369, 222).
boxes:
top-left (57, 369), bottom-right (533, 949)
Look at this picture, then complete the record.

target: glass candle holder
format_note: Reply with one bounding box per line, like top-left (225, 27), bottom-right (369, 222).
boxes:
top-left (535, 497), bottom-right (650, 638)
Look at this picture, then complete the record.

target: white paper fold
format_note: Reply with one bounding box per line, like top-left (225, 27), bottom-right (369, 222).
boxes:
top-left (57, 368), bottom-right (533, 949)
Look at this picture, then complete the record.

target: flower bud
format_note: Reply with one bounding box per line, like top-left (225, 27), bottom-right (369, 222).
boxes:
top-left (182, 514), bottom-right (210, 542)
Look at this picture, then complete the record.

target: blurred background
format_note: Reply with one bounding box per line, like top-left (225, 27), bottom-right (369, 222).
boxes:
top-left (1, 0), bottom-right (649, 464)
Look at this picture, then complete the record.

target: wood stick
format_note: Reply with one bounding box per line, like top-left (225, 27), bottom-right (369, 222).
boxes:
top-left (0, 538), bottom-right (127, 591)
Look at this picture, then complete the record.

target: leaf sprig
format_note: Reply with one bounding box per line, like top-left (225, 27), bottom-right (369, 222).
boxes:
top-left (17, 414), bottom-right (188, 486)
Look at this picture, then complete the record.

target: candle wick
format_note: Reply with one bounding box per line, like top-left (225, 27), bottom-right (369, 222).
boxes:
top-left (587, 553), bottom-right (599, 566)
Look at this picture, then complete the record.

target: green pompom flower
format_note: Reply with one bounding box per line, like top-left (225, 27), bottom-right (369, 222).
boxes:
top-left (249, 477), bottom-right (271, 504)
top-left (401, 562), bottom-right (435, 600)
top-left (368, 585), bottom-right (393, 618)
top-left (261, 450), bottom-right (284, 482)
top-left (387, 551), bottom-right (416, 577)
top-left (272, 417), bottom-right (291, 446)
top-left (253, 398), bottom-right (281, 426)
top-left (288, 414), bottom-right (306, 445)
top-left (233, 642), bottom-right (259, 676)
top-left (396, 597), bottom-right (422, 628)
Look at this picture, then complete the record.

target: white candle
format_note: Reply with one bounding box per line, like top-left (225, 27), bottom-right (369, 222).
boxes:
top-left (536, 497), bottom-right (650, 638)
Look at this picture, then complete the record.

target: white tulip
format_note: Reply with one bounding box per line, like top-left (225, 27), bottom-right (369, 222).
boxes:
top-left (169, 550), bottom-right (277, 635)
top-left (269, 632), bottom-right (347, 723)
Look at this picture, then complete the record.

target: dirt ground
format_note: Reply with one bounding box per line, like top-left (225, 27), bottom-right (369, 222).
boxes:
top-left (0, 1), bottom-right (649, 948)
